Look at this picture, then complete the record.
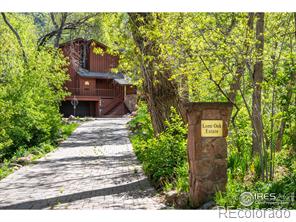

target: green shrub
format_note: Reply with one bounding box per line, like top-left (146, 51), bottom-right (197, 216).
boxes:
top-left (227, 107), bottom-right (252, 180)
top-left (141, 130), bottom-right (187, 187)
top-left (0, 122), bottom-right (78, 180)
top-left (0, 14), bottom-right (69, 161)
top-left (268, 148), bottom-right (296, 209)
top-left (0, 160), bottom-right (13, 180)
top-left (128, 102), bottom-right (154, 139)
top-left (60, 122), bottom-right (79, 140)
top-left (129, 103), bottom-right (189, 191)
top-left (215, 148), bottom-right (296, 209)
top-left (215, 176), bottom-right (269, 208)
top-left (215, 176), bottom-right (245, 208)
top-left (175, 163), bottom-right (189, 192)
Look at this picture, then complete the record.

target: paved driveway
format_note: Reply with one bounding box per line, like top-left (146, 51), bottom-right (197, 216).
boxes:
top-left (0, 118), bottom-right (165, 209)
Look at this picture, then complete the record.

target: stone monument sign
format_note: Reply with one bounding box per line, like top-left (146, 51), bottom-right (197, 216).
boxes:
top-left (185, 102), bottom-right (232, 208)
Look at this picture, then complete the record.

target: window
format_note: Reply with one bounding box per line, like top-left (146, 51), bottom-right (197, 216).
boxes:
top-left (80, 43), bottom-right (88, 69)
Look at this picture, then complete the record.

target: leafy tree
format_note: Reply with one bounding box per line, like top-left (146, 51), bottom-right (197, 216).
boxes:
top-left (0, 13), bottom-right (68, 159)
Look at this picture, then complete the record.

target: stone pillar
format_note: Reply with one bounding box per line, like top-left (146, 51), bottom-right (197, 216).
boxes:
top-left (185, 102), bottom-right (233, 208)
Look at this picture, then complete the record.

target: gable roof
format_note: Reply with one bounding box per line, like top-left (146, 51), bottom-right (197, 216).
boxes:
top-left (59, 38), bottom-right (108, 50)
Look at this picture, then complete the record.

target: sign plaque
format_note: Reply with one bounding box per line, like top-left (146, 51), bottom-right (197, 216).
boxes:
top-left (201, 120), bottom-right (223, 137)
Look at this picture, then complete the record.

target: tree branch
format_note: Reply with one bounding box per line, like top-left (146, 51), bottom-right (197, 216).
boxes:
top-left (1, 13), bottom-right (28, 65)
top-left (38, 13), bottom-right (99, 47)
top-left (54, 13), bottom-right (68, 48)
top-left (50, 12), bottom-right (59, 29)
top-left (199, 55), bottom-right (240, 127)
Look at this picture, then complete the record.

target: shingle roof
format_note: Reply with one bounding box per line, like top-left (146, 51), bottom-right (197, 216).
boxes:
top-left (114, 78), bottom-right (132, 85)
top-left (77, 68), bottom-right (133, 85)
top-left (78, 68), bottom-right (124, 79)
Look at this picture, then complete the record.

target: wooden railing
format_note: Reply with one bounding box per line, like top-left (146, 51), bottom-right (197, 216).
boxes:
top-left (67, 88), bottom-right (115, 97)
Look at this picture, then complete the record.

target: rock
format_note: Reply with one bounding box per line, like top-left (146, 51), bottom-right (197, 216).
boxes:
top-left (8, 162), bottom-right (22, 171)
top-left (131, 111), bottom-right (137, 117)
top-left (9, 163), bottom-right (22, 168)
top-left (124, 95), bottom-right (137, 112)
top-left (176, 192), bottom-right (190, 208)
top-left (200, 200), bottom-right (216, 209)
top-left (13, 166), bottom-right (20, 170)
top-left (165, 190), bottom-right (189, 209)
top-left (16, 154), bottom-right (34, 165)
top-left (165, 190), bottom-right (178, 205)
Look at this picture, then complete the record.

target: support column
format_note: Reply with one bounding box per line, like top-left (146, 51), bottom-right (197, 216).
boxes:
top-left (95, 101), bottom-right (99, 117)
top-left (185, 102), bottom-right (232, 208)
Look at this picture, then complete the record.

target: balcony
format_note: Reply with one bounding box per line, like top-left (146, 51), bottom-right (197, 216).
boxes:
top-left (67, 88), bottom-right (115, 97)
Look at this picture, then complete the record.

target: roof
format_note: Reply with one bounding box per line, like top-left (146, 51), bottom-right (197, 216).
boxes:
top-left (78, 69), bottom-right (133, 85)
top-left (78, 68), bottom-right (124, 79)
top-left (60, 39), bottom-right (134, 85)
top-left (59, 38), bottom-right (108, 50)
top-left (114, 78), bottom-right (132, 85)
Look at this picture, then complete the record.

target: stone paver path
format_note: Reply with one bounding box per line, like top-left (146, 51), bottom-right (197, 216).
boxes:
top-left (0, 118), bottom-right (165, 209)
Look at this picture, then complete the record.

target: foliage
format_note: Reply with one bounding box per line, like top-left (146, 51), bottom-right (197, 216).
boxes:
top-left (0, 122), bottom-right (78, 180)
top-left (0, 160), bottom-right (14, 180)
top-left (0, 14), bottom-right (69, 161)
top-left (215, 148), bottom-right (296, 209)
top-left (175, 162), bottom-right (190, 192)
top-left (111, 12), bottom-right (295, 208)
top-left (59, 122), bottom-right (79, 140)
top-left (128, 102), bottom-right (154, 140)
top-left (227, 107), bottom-right (253, 179)
top-left (129, 103), bottom-right (188, 191)
top-left (0, 12), bottom-right (295, 209)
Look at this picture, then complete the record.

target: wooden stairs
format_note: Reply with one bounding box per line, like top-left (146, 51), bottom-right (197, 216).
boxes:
top-left (101, 97), bottom-right (129, 117)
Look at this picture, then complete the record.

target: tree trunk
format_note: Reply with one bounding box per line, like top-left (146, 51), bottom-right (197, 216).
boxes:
top-left (128, 13), bottom-right (186, 135)
top-left (252, 13), bottom-right (264, 155)
top-left (251, 13), bottom-right (265, 179)
top-left (54, 13), bottom-right (68, 48)
top-left (179, 74), bottom-right (190, 102)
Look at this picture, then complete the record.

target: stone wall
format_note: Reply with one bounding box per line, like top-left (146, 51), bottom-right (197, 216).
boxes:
top-left (185, 102), bottom-right (232, 208)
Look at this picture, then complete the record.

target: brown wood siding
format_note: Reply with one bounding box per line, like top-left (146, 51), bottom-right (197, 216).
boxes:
top-left (89, 44), bottom-right (119, 73)
top-left (79, 77), bottom-right (96, 96)
top-left (96, 79), bottom-right (113, 89)
top-left (61, 41), bottom-right (83, 90)
top-left (61, 40), bottom-right (120, 92)
top-left (60, 39), bottom-right (132, 117)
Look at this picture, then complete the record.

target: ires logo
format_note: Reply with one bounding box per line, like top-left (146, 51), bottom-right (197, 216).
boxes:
top-left (239, 192), bottom-right (295, 207)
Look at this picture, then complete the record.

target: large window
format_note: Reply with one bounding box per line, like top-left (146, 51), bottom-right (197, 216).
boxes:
top-left (80, 43), bottom-right (88, 69)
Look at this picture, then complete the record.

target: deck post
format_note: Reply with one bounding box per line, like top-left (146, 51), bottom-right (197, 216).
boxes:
top-left (124, 85), bottom-right (126, 100)
top-left (185, 102), bottom-right (232, 208)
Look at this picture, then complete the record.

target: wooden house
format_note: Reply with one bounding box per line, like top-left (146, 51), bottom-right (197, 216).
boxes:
top-left (59, 38), bottom-right (137, 117)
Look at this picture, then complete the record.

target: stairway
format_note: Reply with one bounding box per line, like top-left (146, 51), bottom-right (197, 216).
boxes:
top-left (101, 98), bottom-right (121, 116)
top-left (106, 102), bottom-right (129, 116)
